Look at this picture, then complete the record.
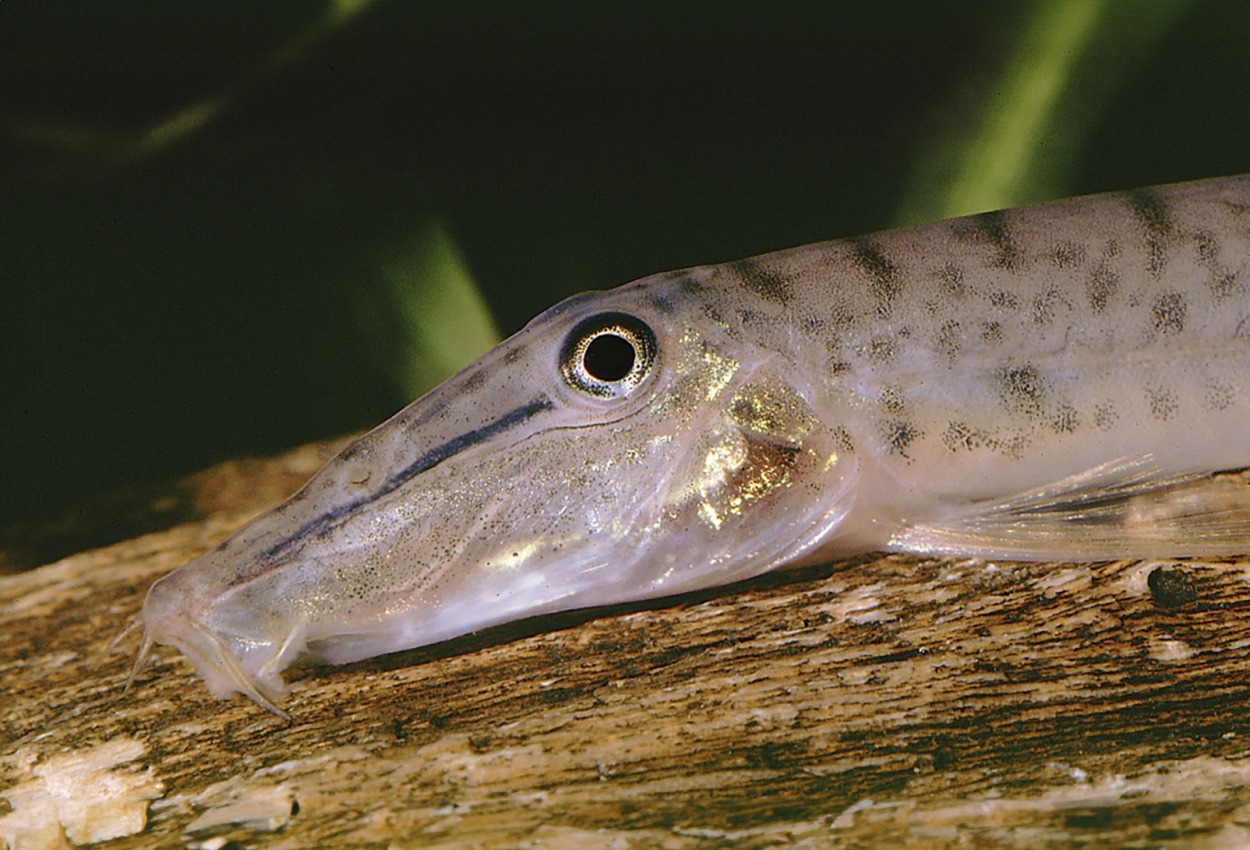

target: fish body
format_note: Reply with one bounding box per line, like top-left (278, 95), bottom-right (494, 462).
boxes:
top-left (132, 176), bottom-right (1250, 714)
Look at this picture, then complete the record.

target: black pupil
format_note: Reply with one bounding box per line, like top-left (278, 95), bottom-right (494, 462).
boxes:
top-left (583, 332), bottom-right (636, 382)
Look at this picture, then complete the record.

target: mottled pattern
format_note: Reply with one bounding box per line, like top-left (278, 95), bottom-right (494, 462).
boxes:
top-left (135, 176), bottom-right (1250, 713)
top-left (686, 175), bottom-right (1250, 511)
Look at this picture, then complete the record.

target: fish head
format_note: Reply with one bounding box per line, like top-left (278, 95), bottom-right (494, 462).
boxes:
top-left (138, 270), bottom-right (861, 705)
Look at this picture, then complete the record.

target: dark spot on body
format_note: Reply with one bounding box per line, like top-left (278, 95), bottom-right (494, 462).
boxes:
top-left (936, 320), bottom-right (962, 362)
top-left (1092, 403), bottom-right (1119, 430)
top-left (850, 238), bottom-right (901, 317)
top-left (828, 359), bottom-right (851, 377)
top-left (1031, 288), bottom-right (1070, 327)
top-left (942, 421), bottom-right (981, 452)
top-left (953, 210), bottom-right (1023, 270)
top-left (646, 294), bottom-right (674, 314)
top-left (1228, 199), bottom-right (1250, 217)
top-left (1195, 230), bottom-right (1219, 263)
top-left (885, 420), bottom-right (923, 459)
top-left (980, 321), bottom-right (1004, 345)
top-left (1207, 273), bottom-right (1242, 300)
top-left (988, 291), bottom-right (1018, 310)
top-left (998, 364), bottom-right (1048, 418)
top-left (832, 425), bottom-right (855, 455)
top-left (461, 370), bottom-right (488, 392)
top-left (1087, 264), bottom-right (1119, 312)
top-left (504, 346), bottom-right (527, 364)
top-left (679, 275), bottom-right (706, 296)
top-left (1205, 383), bottom-right (1235, 411)
top-left (1123, 187), bottom-right (1172, 233)
top-left (1049, 405), bottom-right (1080, 434)
top-left (998, 433), bottom-right (1030, 460)
top-left (1193, 231), bottom-right (1244, 298)
top-left (937, 264), bottom-right (966, 297)
top-left (879, 385), bottom-right (907, 416)
top-left (799, 315), bottom-right (826, 337)
top-left (829, 299), bottom-right (856, 328)
top-left (1146, 387), bottom-right (1180, 420)
top-left (1051, 242), bottom-right (1086, 269)
top-left (940, 421), bottom-right (1028, 459)
top-left (1151, 292), bottom-right (1187, 335)
top-left (737, 308), bottom-right (759, 326)
top-left (731, 259), bottom-right (793, 304)
top-left (1122, 187), bottom-right (1172, 276)
top-left (1148, 566), bottom-right (1198, 610)
top-left (869, 335), bottom-right (897, 363)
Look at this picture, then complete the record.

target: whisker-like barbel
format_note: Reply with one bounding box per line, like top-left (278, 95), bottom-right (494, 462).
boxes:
top-left (129, 175), bottom-right (1250, 714)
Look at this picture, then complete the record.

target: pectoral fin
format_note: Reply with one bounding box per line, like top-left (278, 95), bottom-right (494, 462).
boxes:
top-left (887, 457), bottom-right (1250, 561)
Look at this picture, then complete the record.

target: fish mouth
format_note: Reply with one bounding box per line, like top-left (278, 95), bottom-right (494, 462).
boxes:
top-left (135, 573), bottom-right (291, 717)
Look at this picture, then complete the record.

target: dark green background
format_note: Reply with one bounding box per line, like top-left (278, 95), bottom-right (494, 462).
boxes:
top-left (2, 1), bottom-right (1247, 555)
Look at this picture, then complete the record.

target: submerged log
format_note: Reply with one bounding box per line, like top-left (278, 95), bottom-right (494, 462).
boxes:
top-left (2, 443), bottom-right (1249, 849)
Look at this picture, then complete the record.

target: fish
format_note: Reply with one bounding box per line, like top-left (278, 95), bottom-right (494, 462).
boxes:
top-left (128, 175), bottom-right (1250, 716)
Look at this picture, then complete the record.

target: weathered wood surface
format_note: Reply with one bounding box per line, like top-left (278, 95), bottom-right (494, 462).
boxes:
top-left (2, 445), bottom-right (1250, 850)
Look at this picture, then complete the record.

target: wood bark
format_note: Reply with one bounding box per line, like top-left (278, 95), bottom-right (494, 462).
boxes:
top-left (2, 443), bottom-right (1249, 849)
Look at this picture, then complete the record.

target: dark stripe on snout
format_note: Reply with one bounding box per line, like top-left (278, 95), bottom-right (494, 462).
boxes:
top-left (378, 396), bottom-right (555, 498)
top-left (255, 396), bottom-right (555, 567)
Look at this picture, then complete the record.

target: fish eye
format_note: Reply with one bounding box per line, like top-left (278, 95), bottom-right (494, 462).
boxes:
top-left (560, 312), bottom-right (657, 399)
